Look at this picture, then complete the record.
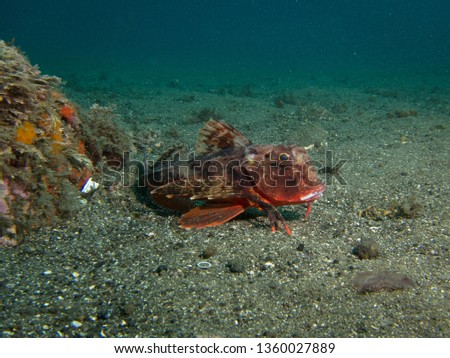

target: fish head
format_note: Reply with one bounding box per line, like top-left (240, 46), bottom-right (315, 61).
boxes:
top-left (243, 144), bottom-right (325, 206)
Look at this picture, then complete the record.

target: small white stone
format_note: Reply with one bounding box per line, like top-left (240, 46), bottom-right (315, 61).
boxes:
top-left (71, 272), bottom-right (80, 278)
top-left (264, 262), bottom-right (275, 269)
top-left (71, 320), bottom-right (82, 328)
top-left (42, 270), bottom-right (52, 275)
top-left (79, 198), bottom-right (88, 205)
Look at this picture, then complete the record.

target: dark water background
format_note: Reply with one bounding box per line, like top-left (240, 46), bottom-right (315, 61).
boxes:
top-left (2, 0), bottom-right (450, 85)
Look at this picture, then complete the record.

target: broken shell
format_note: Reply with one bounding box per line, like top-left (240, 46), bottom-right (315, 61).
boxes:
top-left (197, 261), bottom-right (212, 269)
top-left (80, 178), bottom-right (99, 193)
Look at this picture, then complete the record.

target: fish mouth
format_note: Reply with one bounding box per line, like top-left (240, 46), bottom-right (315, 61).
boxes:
top-left (298, 183), bottom-right (326, 202)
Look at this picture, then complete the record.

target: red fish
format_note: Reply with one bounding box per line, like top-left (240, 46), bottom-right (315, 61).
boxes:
top-left (146, 119), bottom-right (325, 235)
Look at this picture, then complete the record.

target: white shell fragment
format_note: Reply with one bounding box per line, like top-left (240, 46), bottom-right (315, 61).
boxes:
top-left (80, 178), bottom-right (99, 194)
top-left (197, 261), bottom-right (212, 269)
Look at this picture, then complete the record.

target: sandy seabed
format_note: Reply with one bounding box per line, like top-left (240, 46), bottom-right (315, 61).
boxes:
top-left (1, 72), bottom-right (449, 337)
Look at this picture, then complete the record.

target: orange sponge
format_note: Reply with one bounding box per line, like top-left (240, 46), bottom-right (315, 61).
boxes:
top-left (60, 105), bottom-right (75, 121)
top-left (16, 122), bottom-right (37, 144)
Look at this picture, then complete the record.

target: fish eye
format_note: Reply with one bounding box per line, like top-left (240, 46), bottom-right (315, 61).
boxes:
top-left (279, 153), bottom-right (290, 161)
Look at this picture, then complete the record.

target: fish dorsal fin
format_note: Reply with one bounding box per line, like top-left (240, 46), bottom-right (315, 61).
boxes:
top-left (195, 119), bottom-right (251, 155)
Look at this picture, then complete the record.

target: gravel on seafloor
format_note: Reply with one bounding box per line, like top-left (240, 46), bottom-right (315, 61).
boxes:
top-left (1, 81), bottom-right (449, 338)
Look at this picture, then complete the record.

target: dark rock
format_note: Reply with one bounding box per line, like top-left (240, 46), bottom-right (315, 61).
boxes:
top-left (297, 243), bottom-right (305, 252)
top-left (155, 264), bottom-right (168, 274)
top-left (354, 271), bottom-right (416, 293)
top-left (97, 308), bottom-right (113, 320)
top-left (202, 246), bottom-right (217, 259)
top-left (120, 303), bottom-right (136, 316)
top-left (227, 260), bottom-right (245, 273)
top-left (352, 239), bottom-right (379, 259)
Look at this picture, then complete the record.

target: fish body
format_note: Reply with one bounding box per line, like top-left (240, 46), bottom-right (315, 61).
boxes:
top-left (146, 119), bottom-right (325, 235)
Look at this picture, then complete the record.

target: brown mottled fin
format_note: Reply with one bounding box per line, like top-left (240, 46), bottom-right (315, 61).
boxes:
top-left (150, 194), bottom-right (194, 212)
top-left (179, 203), bottom-right (247, 229)
top-left (150, 179), bottom-right (195, 197)
top-left (190, 183), bottom-right (241, 201)
top-left (150, 180), bottom-right (195, 212)
top-left (195, 119), bottom-right (251, 155)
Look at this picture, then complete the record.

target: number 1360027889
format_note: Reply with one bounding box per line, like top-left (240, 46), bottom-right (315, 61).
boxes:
top-left (256, 342), bottom-right (336, 354)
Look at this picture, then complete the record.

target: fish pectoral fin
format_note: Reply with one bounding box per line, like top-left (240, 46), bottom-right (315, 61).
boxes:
top-left (179, 203), bottom-right (247, 229)
top-left (150, 193), bottom-right (194, 212)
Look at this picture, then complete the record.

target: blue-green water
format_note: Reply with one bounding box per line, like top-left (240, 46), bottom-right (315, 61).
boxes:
top-left (2, 1), bottom-right (450, 339)
top-left (2, 0), bottom-right (450, 85)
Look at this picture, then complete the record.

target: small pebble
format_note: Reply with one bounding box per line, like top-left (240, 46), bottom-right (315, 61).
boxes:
top-left (79, 198), bottom-right (88, 205)
top-left (202, 246), bottom-right (217, 259)
top-left (227, 259), bottom-right (245, 273)
top-left (71, 320), bottom-right (82, 328)
top-left (97, 306), bottom-right (113, 320)
top-left (297, 243), bottom-right (305, 252)
top-left (352, 238), bottom-right (379, 259)
top-left (120, 303), bottom-right (136, 316)
top-left (155, 264), bottom-right (168, 274)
